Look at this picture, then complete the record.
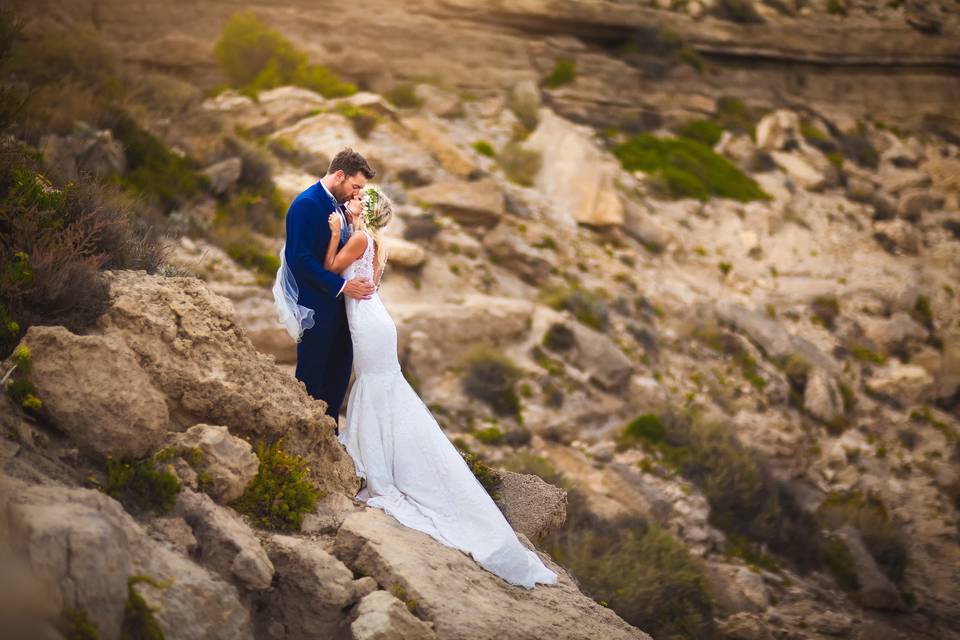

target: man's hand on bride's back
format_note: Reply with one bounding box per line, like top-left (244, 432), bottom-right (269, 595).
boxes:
top-left (343, 278), bottom-right (375, 300)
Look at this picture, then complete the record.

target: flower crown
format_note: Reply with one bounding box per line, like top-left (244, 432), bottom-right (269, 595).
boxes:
top-left (361, 186), bottom-right (382, 229)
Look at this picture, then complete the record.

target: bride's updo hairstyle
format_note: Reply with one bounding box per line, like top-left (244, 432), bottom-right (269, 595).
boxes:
top-left (358, 186), bottom-right (394, 274)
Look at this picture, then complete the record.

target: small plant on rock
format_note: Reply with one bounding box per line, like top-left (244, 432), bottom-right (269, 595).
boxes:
top-left (231, 438), bottom-right (320, 531)
top-left (105, 455), bottom-right (181, 515)
top-left (122, 575), bottom-right (168, 640)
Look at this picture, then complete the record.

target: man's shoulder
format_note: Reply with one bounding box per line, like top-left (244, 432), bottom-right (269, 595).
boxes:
top-left (292, 182), bottom-right (334, 212)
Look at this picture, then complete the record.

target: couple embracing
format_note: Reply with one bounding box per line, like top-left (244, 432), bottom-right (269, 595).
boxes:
top-left (273, 148), bottom-right (557, 589)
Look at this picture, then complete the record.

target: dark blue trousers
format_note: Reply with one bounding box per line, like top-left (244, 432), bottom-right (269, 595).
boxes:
top-left (295, 303), bottom-right (353, 434)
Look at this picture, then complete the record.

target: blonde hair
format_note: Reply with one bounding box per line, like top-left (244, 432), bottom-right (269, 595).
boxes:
top-left (356, 186), bottom-right (393, 279)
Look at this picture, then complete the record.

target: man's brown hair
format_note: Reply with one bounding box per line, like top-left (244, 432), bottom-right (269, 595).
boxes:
top-left (327, 148), bottom-right (375, 179)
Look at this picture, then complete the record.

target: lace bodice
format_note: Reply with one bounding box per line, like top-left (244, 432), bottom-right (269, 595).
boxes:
top-left (343, 230), bottom-right (376, 284)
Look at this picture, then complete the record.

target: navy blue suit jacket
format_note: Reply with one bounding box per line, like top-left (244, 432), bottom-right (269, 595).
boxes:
top-left (286, 181), bottom-right (353, 422)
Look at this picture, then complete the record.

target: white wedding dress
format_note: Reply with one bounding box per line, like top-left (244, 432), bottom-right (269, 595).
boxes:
top-left (337, 231), bottom-right (558, 589)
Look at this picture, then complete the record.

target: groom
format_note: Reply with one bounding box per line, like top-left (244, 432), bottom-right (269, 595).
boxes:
top-left (285, 148), bottom-right (376, 434)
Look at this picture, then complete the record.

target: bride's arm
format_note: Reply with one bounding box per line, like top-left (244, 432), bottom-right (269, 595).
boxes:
top-left (324, 221), bottom-right (369, 274)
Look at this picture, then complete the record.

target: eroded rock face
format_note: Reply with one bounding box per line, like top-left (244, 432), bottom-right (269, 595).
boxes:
top-left (166, 424), bottom-right (259, 503)
top-left (408, 179), bottom-right (505, 228)
top-left (351, 589), bottom-right (438, 640)
top-left (172, 489), bottom-right (274, 592)
top-left (491, 470), bottom-right (567, 540)
top-left (262, 534), bottom-right (363, 639)
top-left (18, 325), bottom-right (170, 459)
top-left (97, 271), bottom-right (359, 497)
top-left (333, 509), bottom-right (649, 640)
top-left (4, 481), bottom-right (253, 640)
top-left (524, 109), bottom-right (624, 228)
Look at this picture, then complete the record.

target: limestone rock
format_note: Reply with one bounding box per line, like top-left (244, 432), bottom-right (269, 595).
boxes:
top-left (40, 127), bottom-right (126, 182)
top-left (392, 295), bottom-right (533, 374)
top-left (524, 109), bottom-right (624, 228)
top-left (865, 361), bottom-right (934, 407)
top-left (491, 470), bottom-right (567, 540)
top-left (333, 509), bottom-right (649, 639)
top-left (756, 110), bottom-right (801, 151)
top-left (402, 116), bottom-right (476, 178)
top-left (98, 271), bottom-right (358, 497)
top-left (167, 424), bottom-right (259, 503)
top-left (770, 151), bottom-right (828, 191)
top-left (301, 492), bottom-right (364, 535)
top-left (565, 321), bottom-right (634, 392)
top-left (408, 179), bottom-right (505, 227)
top-left (873, 219), bottom-right (921, 255)
top-left (897, 188), bottom-right (945, 220)
top-left (857, 312), bottom-right (928, 356)
top-left (833, 525), bottom-right (904, 611)
top-left (6, 482), bottom-right (253, 640)
top-left (351, 589), bottom-right (438, 640)
top-left (803, 369), bottom-right (845, 426)
top-left (264, 535), bottom-right (359, 639)
top-left (385, 236), bottom-right (427, 268)
top-left (202, 157), bottom-right (243, 195)
top-left (173, 489), bottom-right (274, 592)
top-left (481, 225), bottom-right (552, 284)
top-left (148, 516), bottom-right (198, 555)
top-left (716, 302), bottom-right (840, 376)
top-left (414, 84), bottom-right (464, 119)
top-left (17, 326), bottom-right (170, 458)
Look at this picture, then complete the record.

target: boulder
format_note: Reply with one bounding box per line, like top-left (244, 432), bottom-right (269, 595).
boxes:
top-left (755, 110), bottom-right (801, 151)
top-left (264, 535), bottom-right (361, 639)
top-left (351, 589), bottom-right (438, 640)
top-left (523, 109), bottom-right (624, 228)
top-left (333, 509), bottom-right (649, 640)
top-left (481, 225), bottom-right (552, 284)
top-left (703, 562), bottom-right (770, 615)
top-left (566, 321), bottom-right (634, 392)
top-left (716, 302), bottom-right (840, 376)
top-left (865, 360), bottom-right (934, 407)
top-left (173, 489), bottom-right (274, 592)
top-left (202, 157), bottom-right (243, 195)
top-left (833, 525), bottom-right (904, 611)
top-left (6, 482), bottom-right (253, 639)
top-left (623, 200), bottom-right (675, 252)
top-left (17, 326), bottom-right (170, 458)
top-left (803, 368), bottom-right (845, 426)
top-left (97, 271), bottom-right (358, 497)
top-left (770, 151), bottom-right (828, 191)
top-left (256, 86), bottom-right (328, 128)
top-left (857, 312), bottom-right (928, 356)
top-left (392, 295), bottom-right (533, 374)
top-left (40, 127), bottom-right (126, 182)
top-left (491, 470), bottom-right (567, 540)
top-left (897, 189), bottom-right (945, 220)
top-left (873, 219), bottom-right (921, 255)
top-left (414, 84), bottom-right (464, 119)
top-left (166, 424), bottom-right (259, 503)
top-left (402, 116), bottom-right (476, 178)
top-left (301, 492), bottom-right (364, 535)
top-left (408, 179), bottom-right (505, 227)
top-left (384, 236), bottom-right (427, 269)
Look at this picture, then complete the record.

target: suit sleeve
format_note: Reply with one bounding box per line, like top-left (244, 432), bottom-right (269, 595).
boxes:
top-left (286, 198), bottom-right (347, 299)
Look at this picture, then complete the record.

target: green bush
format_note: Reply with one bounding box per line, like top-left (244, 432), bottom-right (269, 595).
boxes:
top-left (826, 0), bottom-right (848, 16)
top-left (714, 96), bottom-right (761, 138)
top-left (105, 456), bottom-right (181, 515)
top-left (621, 413), bottom-right (666, 445)
top-left (384, 83), bottom-right (422, 108)
top-left (458, 448), bottom-right (502, 492)
top-left (823, 537), bottom-right (858, 591)
top-left (122, 576), bottom-right (167, 640)
top-left (816, 492), bottom-right (908, 582)
top-left (0, 139), bottom-right (162, 361)
top-left (677, 120), bottom-right (724, 147)
top-left (333, 103), bottom-right (379, 138)
top-left (542, 490), bottom-right (716, 639)
top-left (542, 58), bottom-right (576, 88)
top-left (542, 322), bottom-right (576, 352)
top-left (497, 142), bottom-right (542, 187)
top-left (544, 287), bottom-right (609, 331)
top-left (112, 112), bottom-right (206, 209)
top-left (460, 347), bottom-right (521, 418)
top-left (214, 12), bottom-right (356, 98)
top-left (474, 426), bottom-right (504, 445)
top-left (231, 439), bottom-right (320, 531)
top-left (5, 344), bottom-right (41, 413)
top-left (472, 140), bottom-right (496, 158)
top-left (811, 295), bottom-right (840, 329)
top-left (59, 607), bottom-right (99, 640)
top-left (614, 134), bottom-right (770, 202)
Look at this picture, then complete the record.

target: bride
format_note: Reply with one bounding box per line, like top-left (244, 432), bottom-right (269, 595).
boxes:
top-left (322, 186), bottom-right (558, 589)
